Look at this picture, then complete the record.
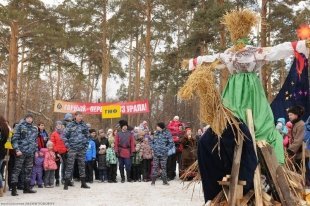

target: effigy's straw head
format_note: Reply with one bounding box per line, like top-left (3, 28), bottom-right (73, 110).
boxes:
top-left (221, 9), bottom-right (258, 43)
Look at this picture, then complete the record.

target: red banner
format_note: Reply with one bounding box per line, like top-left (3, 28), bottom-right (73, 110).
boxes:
top-left (54, 100), bottom-right (150, 114)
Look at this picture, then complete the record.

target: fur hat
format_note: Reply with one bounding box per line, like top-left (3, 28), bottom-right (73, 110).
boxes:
top-left (288, 105), bottom-right (305, 118)
top-left (119, 120), bottom-right (128, 128)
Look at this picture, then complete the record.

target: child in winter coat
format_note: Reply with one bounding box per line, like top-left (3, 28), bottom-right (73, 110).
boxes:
top-left (44, 141), bottom-right (58, 188)
top-left (106, 142), bottom-right (117, 183)
top-left (98, 145), bottom-right (108, 182)
top-left (141, 138), bottom-right (153, 181)
top-left (30, 148), bottom-right (46, 188)
top-left (131, 143), bottom-right (142, 182)
top-left (85, 137), bottom-right (96, 183)
top-left (275, 118), bottom-right (288, 148)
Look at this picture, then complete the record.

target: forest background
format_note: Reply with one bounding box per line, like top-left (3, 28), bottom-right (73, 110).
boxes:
top-left (0, 0), bottom-right (309, 131)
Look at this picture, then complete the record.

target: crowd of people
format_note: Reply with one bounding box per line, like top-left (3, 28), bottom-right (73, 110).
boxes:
top-left (0, 112), bottom-right (203, 197)
top-left (1, 106), bottom-right (309, 198)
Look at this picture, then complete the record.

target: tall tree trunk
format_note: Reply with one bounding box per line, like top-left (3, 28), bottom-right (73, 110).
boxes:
top-left (90, 69), bottom-right (95, 102)
top-left (8, 21), bottom-right (19, 124)
top-left (261, 0), bottom-right (268, 95)
top-left (87, 63), bottom-right (92, 102)
top-left (56, 52), bottom-right (61, 100)
top-left (143, 0), bottom-right (152, 99)
top-left (133, 32), bottom-right (142, 125)
top-left (134, 33), bottom-right (141, 101)
top-left (127, 34), bottom-right (133, 101)
top-left (17, 44), bottom-right (26, 120)
top-left (5, 62), bottom-right (11, 120)
top-left (24, 54), bottom-right (32, 115)
top-left (127, 35), bottom-right (134, 123)
top-left (101, 0), bottom-right (109, 103)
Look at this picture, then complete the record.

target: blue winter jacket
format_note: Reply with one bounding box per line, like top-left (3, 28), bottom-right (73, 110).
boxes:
top-left (62, 120), bottom-right (89, 151)
top-left (151, 129), bottom-right (174, 157)
top-left (12, 120), bottom-right (38, 155)
top-left (85, 139), bottom-right (96, 161)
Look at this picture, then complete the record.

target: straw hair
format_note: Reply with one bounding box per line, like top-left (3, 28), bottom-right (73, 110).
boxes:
top-left (221, 9), bottom-right (257, 46)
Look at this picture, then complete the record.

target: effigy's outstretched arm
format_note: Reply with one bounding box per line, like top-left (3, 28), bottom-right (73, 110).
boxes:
top-left (187, 53), bottom-right (223, 71)
top-left (256, 40), bottom-right (309, 61)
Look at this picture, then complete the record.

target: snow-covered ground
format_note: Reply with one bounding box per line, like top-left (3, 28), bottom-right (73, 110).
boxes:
top-left (0, 178), bottom-right (205, 206)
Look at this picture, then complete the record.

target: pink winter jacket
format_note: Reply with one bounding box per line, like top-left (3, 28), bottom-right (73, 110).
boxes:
top-left (141, 141), bottom-right (153, 159)
top-left (44, 151), bottom-right (57, 170)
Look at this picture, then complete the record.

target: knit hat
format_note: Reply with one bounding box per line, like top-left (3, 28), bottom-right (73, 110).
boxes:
top-left (119, 120), bottom-right (128, 128)
top-left (55, 121), bottom-right (63, 126)
top-left (157, 122), bottom-right (166, 130)
top-left (288, 105), bottom-right (305, 118)
top-left (64, 113), bottom-right (73, 121)
top-left (25, 113), bottom-right (33, 119)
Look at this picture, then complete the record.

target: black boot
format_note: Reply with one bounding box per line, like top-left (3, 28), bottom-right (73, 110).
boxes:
top-left (23, 181), bottom-right (37, 194)
top-left (163, 177), bottom-right (169, 185)
top-left (80, 177), bottom-right (90, 189)
top-left (64, 179), bottom-right (69, 190)
top-left (56, 179), bottom-right (60, 187)
top-left (68, 180), bottom-right (74, 186)
top-left (151, 177), bottom-right (156, 186)
top-left (126, 171), bottom-right (132, 183)
top-left (120, 170), bottom-right (125, 183)
top-left (11, 183), bottom-right (18, 196)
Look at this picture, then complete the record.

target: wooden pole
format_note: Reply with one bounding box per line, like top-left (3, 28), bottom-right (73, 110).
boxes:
top-left (228, 131), bottom-right (243, 206)
top-left (246, 109), bottom-right (263, 206)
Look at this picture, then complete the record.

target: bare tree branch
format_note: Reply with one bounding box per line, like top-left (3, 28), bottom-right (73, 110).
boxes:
top-left (26, 109), bottom-right (53, 123)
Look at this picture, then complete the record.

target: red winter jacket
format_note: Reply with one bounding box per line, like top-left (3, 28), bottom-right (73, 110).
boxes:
top-left (114, 131), bottom-right (135, 158)
top-left (50, 131), bottom-right (67, 154)
top-left (167, 120), bottom-right (183, 137)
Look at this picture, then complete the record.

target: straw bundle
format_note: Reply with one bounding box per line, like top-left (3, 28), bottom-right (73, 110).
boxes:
top-left (221, 9), bottom-right (257, 50)
top-left (178, 60), bottom-right (241, 137)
